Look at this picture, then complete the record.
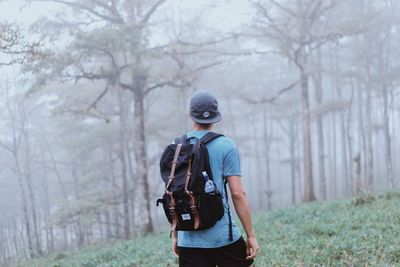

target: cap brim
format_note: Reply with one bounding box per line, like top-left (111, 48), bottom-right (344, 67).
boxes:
top-left (191, 112), bottom-right (221, 124)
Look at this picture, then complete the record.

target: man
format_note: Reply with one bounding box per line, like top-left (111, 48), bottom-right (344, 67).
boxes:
top-left (172, 91), bottom-right (259, 267)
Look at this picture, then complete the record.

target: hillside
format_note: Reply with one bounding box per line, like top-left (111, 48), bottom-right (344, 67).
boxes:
top-left (19, 192), bottom-right (400, 267)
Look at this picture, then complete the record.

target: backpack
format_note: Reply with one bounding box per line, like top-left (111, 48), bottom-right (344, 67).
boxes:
top-left (157, 132), bottom-right (227, 233)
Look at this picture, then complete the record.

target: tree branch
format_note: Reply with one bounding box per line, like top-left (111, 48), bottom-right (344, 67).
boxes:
top-left (243, 81), bottom-right (298, 105)
top-left (39, 0), bottom-right (124, 24)
top-left (176, 34), bottom-right (238, 48)
top-left (87, 82), bottom-right (110, 111)
top-left (268, 0), bottom-right (298, 18)
top-left (141, 0), bottom-right (167, 24)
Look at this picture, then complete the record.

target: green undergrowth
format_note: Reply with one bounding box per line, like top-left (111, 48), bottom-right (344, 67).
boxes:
top-left (20, 191), bottom-right (400, 267)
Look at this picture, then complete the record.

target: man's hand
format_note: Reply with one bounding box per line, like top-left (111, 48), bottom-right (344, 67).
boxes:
top-left (245, 236), bottom-right (260, 260)
top-left (172, 236), bottom-right (179, 257)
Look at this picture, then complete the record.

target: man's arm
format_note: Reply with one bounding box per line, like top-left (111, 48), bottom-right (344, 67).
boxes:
top-left (172, 230), bottom-right (179, 257)
top-left (227, 175), bottom-right (260, 260)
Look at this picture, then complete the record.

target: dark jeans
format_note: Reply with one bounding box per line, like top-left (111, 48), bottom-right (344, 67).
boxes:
top-left (178, 237), bottom-right (254, 267)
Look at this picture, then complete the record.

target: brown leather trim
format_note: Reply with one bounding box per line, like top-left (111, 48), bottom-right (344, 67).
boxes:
top-left (165, 144), bottom-right (182, 191)
top-left (186, 191), bottom-right (201, 229)
top-left (184, 158), bottom-right (192, 190)
top-left (167, 192), bottom-right (178, 231)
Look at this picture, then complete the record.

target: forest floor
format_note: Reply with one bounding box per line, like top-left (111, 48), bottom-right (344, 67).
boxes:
top-left (19, 191), bottom-right (400, 267)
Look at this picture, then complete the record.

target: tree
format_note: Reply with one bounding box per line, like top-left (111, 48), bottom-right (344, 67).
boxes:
top-left (251, 0), bottom-right (342, 201)
top-left (27, 0), bottom-right (174, 234)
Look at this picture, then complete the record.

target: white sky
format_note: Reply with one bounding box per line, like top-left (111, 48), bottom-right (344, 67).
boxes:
top-left (0, 0), bottom-right (58, 25)
top-left (0, 0), bottom-right (252, 30)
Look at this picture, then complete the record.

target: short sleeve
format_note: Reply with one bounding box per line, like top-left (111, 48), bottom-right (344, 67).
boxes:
top-left (222, 145), bottom-right (241, 178)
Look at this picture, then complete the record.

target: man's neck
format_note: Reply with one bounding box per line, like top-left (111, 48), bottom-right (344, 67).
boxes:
top-left (193, 123), bottom-right (213, 131)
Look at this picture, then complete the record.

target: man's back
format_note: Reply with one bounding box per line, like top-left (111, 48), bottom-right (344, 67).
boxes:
top-left (177, 130), bottom-right (242, 248)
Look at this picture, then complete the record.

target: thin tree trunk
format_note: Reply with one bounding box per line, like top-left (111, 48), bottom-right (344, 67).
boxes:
top-left (117, 90), bottom-right (131, 239)
top-left (366, 85), bottom-right (374, 190)
top-left (331, 113), bottom-right (338, 198)
top-left (23, 132), bottom-right (42, 256)
top-left (108, 146), bottom-right (120, 238)
top-left (105, 210), bottom-right (112, 239)
top-left (262, 106), bottom-right (272, 209)
top-left (72, 163), bottom-right (85, 247)
top-left (382, 85), bottom-right (393, 189)
top-left (357, 79), bottom-right (367, 191)
top-left (300, 64), bottom-right (316, 202)
top-left (13, 149), bottom-right (33, 258)
top-left (347, 78), bottom-right (355, 194)
top-left (354, 153), bottom-right (361, 194)
top-left (40, 149), bottom-right (54, 252)
top-left (333, 56), bottom-right (350, 196)
top-left (366, 61), bottom-right (374, 190)
top-left (289, 116), bottom-right (298, 205)
top-left (60, 227), bottom-right (66, 250)
top-left (313, 47), bottom-right (327, 200)
top-left (133, 76), bottom-right (153, 233)
top-left (337, 88), bottom-right (350, 195)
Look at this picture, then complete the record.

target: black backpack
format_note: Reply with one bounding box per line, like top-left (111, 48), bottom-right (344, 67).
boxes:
top-left (157, 132), bottom-right (227, 233)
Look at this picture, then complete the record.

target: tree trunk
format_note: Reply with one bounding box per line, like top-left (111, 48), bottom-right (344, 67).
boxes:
top-left (337, 89), bottom-right (350, 195)
top-left (108, 145), bottom-right (120, 238)
top-left (366, 84), bottom-right (374, 190)
top-left (262, 106), bottom-right (272, 209)
top-left (13, 148), bottom-right (33, 259)
top-left (365, 58), bottom-right (374, 190)
top-left (331, 112), bottom-right (338, 198)
top-left (313, 47), bottom-right (326, 200)
top-left (333, 55), bottom-right (350, 196)
top-left (133, 76), bottom-right (153, 233)
top-left (72, 163), bottom-right (85, 248)
top-left (289, 116), bottom-right (298, 205)
top-left (382, 85), bottom-right (393, 189)
top-left (354, 153), bottom-right (361, 194)
top-left (117, 90), bottom-right (131, 239)
top-left (356, 78), bottom-right (367, 191)
top-left (40, 149), bottom-right (54, 253)
top-left (23, 132), bottom-right (42, 256)
top-left (347, 78), bottom-right (355, 194)
top-left (300, 64), bottom-right (316, 202)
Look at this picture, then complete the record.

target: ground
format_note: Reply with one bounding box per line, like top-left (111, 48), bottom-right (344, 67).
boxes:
top-left (20, 191), bottom-right (400, 267)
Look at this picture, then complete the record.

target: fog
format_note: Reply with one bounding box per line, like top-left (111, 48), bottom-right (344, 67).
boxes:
top-left (0, 0), bottom-right (399, 264)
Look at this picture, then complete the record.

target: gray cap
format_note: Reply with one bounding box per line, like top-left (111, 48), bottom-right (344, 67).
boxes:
top-left (189, 91), bottom-right (221, 124)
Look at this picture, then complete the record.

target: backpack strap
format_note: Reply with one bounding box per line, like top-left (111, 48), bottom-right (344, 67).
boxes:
top-left (224, 179), bottom-right (233, 241)
top-left (165, 144), bottom-right (183, 191)
top-left (202, 132), bottom-right (231, 238)
top-left (165, 143), bottom-right (183, 232)
top-left (199, 132), bottom-right (224, 144)
top-left (174, 134), bottom-right (187, 144)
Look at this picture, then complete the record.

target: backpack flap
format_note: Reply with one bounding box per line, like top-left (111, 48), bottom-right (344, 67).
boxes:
top-left (160, 143), bottom-right (194, 193)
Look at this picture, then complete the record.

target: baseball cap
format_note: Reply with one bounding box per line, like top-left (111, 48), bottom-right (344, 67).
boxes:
top-left (189, 91), bottom-right (222, 124)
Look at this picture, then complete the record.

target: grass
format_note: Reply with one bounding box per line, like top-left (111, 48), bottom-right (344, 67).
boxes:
top-left (19, 191), bottom-right (400, 267)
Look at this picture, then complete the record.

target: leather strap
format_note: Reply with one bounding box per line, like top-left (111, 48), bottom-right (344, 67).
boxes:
top-left (165, 144), bottom-right (182, 231)
top-left (184, 158), bottom-right (192, 190)
top-left (165, 144), bottom-right (182, 191)
top-left (167, 192), bottom-right (178, 231)
top-left (183, 159), bottom-right (200, 229)
top-left (186, 191), bottom-right (200, 229)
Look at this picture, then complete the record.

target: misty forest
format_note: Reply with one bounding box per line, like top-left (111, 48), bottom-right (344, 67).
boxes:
top-left (0, 0), bottom-right (400, 266)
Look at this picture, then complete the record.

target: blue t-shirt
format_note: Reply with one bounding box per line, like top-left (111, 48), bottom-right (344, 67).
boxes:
top-left (177, 130), bottom-right (242, 248)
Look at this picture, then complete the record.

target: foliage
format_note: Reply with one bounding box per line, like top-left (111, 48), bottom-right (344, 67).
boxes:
top-left (20, 192), bottom-right (400, 266)
top-left (351, 192), bottom-right (376, 207)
